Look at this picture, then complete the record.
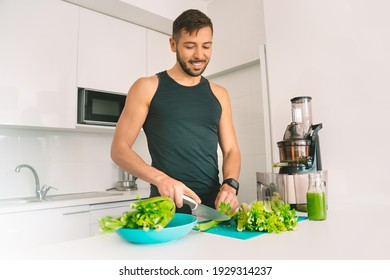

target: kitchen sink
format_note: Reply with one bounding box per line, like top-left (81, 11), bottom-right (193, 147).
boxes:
top-left (45, 191), bottom-right (122, 201)
top-left (0, 191), bottom-right (123, 206)
top-left (0, 198), bottom-right (40, 205)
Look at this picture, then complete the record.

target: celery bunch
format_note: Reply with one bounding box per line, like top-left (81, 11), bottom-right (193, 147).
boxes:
top-left (235, 193), bottom-right (297, 233)
top-left (195, 194), bottom-right (298, 233)
top-left (99, 196), bottom-right (176, 234)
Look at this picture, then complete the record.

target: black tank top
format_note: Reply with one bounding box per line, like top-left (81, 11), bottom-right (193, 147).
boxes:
top-left (143, 71), bottom-right (222, 208)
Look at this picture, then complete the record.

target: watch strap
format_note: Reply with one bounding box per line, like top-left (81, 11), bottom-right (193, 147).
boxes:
top-left (222, 178), bottom-right (239, 195)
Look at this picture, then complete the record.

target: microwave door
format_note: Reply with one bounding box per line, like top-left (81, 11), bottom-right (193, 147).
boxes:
top-left (78, 89), bottom-right (125, 126)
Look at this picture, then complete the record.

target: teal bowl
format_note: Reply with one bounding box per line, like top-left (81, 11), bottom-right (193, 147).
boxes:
top-left (116, 213), bottom-right (197, 244)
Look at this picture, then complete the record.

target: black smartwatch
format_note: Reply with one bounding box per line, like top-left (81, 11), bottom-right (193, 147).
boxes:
top-left (221, 178), bottom-right (239, 195)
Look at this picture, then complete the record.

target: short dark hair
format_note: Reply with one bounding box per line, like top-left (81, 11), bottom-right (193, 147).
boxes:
top-left (172, 9), bottom-right (213, 41)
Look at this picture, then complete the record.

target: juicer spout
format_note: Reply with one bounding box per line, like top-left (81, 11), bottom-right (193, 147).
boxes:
top-left (309, 123), bottom-right (323, 171)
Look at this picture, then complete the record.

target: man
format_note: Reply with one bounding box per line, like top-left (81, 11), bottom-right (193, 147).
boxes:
top-left (111, 9), bottom-right (241, 213)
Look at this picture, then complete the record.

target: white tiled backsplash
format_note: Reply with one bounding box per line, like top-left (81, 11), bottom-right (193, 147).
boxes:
top-left (0, 127), bottom-right (150, 199)
top-left (0, 62), bottom-right (266, 202)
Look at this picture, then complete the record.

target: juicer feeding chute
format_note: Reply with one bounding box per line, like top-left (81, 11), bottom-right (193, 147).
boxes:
top-left (282, 96), bottom-right (312, 140)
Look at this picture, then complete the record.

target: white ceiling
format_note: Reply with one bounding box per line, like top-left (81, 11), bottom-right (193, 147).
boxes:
top-left (64, 0), bottom-right (216, 34)
top-left (119, 0), bottom-right (211, 20)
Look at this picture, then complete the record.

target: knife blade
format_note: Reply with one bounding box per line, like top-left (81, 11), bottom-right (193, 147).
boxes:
top-left (182, 195), bottom-right (231, 221)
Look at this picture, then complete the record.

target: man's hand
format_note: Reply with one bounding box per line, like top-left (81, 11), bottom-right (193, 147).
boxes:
top-left (156, 176), bottom-right (201, 208)
top-left (215, 184), bottom-right (239, 213)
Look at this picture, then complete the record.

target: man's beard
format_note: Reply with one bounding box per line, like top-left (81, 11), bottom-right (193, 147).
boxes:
top-left (176, 51), bottom-right (209, 77)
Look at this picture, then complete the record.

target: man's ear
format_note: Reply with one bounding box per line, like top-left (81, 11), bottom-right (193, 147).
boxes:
top-left (169, 37), bottom-right (177, 52)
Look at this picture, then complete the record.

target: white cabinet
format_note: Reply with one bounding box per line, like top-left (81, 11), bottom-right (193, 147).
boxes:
top-left (0, 0), bottom-right (79, 129)
top-left (77, 8), bottom-right (147, 94)
top-left (89, 200), bottom-right (134, 236)
top-left (204, 0), bottom-right (264, 76)
top-left (146, 29), bottom-right (175, 76)
top-left (0, 199), bottom-right (140, 253)
top-left (0, 205), bottom-right (89, 251)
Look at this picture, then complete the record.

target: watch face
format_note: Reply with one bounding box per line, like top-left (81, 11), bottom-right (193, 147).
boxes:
top-left (228, 179), bottom-right (239, 188)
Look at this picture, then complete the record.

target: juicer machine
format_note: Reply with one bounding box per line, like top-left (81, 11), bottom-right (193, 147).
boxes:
top-left (277, 96), bottom-right (322, 174)
top-left (256, 96), bottom-right (327, 211)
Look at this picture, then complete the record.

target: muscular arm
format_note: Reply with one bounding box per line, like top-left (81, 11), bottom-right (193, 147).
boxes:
top-left (111, 77), bottom-right (157, 182)
top-left (210, 82), bottom-right (241, 212)
top-left (111, 76), bottom-right (201, 207)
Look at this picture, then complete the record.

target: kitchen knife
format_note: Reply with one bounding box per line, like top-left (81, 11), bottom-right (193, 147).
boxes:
top-left (182, 195), bottom-right (231, 221)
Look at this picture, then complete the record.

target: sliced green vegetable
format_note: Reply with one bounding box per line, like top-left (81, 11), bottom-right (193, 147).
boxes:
top-left (195, 193), bottom-right (298, 234)
top-left (99, 196), bottom-right (176, 234)
top-left (194, 201), bottom-right (233, 232)
top-left (234, 193), bottom-right (298, 233)
top-left (195, 219), bottom-right (222, 231)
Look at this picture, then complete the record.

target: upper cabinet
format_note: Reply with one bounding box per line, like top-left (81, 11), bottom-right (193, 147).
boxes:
top-left (77, 8), bottom-right (147, 94)
top-left (0, 0), bottom-right (79, 129)
top-left (146, 30), bottom-right (175, 76)
top-left (204, 0), bottom-right (265, 76)
top-left (0, 1), bottom-right (190, 130)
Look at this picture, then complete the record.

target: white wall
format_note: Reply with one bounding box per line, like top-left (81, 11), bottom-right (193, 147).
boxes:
top-left (263, 0), bottom-right (390, 204)
top-left (210, 63), bottom-right (266, 203)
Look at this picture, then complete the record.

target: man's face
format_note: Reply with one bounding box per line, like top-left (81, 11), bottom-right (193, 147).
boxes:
top-left (171, 27), bottom-right (213, 77)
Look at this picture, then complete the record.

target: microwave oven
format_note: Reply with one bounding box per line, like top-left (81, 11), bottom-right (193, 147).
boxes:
top-left (77, 88), bottom-right (126, 127)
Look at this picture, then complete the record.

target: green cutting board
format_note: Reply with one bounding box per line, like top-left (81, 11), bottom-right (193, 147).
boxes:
top-left (195, 216), bottom-right (307, 240)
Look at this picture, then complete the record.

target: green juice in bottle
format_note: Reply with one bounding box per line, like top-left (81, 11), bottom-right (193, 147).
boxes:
top-left (307, 192), bottom-right (326, 220)
top-left (307, 172), bottom-right (327, 221)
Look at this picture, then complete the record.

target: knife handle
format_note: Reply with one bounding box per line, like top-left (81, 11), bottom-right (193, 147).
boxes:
top-left (182, 195), bottom-right (198, 210)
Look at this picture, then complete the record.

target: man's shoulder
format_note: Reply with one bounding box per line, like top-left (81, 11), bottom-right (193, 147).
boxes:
top-left (130, 74), bottom-right (159, 93)
top-left (208, 80), bottom-right (228, 97)
top-left (135, 74), bottom-right (159, 87)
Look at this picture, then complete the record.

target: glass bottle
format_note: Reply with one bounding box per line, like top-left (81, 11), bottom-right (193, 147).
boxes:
top-left (306, 172), bottom-right (327, 220)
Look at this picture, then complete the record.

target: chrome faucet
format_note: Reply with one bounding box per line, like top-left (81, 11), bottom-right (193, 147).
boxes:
top-left (15, 164), bottom-right (57, 200)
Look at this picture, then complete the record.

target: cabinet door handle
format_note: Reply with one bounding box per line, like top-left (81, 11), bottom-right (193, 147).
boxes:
top-left (62, 210), bottom-right (90, 215)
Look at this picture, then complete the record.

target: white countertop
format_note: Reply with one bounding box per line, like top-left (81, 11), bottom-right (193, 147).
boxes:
top-left (0, 187), bottom-right (150, 214)
top-left (6, 201), bottom-right (390, 260)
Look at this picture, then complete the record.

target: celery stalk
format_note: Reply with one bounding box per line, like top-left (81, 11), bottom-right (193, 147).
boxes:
top-left (99, 196), bottom-right (176, 234)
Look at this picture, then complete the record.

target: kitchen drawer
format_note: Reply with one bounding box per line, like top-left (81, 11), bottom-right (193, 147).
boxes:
top-left (89, 200), bottom-right (134, 236)
top-left (0, 205), bottom-right (90, 251)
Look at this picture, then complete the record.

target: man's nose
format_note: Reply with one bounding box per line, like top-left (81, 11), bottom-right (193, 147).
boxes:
top-left (193, 47), bottom-right (202, 59)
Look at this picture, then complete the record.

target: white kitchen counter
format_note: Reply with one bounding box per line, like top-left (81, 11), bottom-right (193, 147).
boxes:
top-left (0, 187), bottom-right (150, 214)
top-left (6, 201), bottom-right (390, 260)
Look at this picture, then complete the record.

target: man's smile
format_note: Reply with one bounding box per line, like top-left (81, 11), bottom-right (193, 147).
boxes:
top-left (190, 60), bottom-right (206, 66)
